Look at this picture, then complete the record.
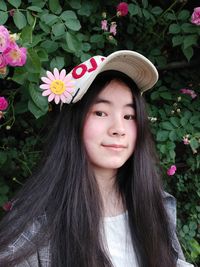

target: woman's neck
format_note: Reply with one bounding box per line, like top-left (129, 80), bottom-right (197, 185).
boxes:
top-left (93, 167), bottom-right (125, 217)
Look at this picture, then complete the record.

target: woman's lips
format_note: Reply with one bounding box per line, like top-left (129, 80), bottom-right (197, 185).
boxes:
top-left (102, 144), bottom-right (127, 151)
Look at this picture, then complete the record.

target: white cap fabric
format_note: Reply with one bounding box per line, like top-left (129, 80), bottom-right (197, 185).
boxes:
top-left (69, 50), bottom-right (158, 103)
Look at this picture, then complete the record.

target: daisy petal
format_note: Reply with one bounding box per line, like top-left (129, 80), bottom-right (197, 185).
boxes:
top-left (42, 89), bottom-right (51, 96)
top-left (48, 93), bottom-right (55, 102)
top-left (60, 94), bottom-right (67, 103)
top-left (46, 71), bottom-right (55, 81)
top-left (55, 95), bottom-right (60, 104)
top-left (60, 69), bottom-right (66, 80)
top-left (53, 68), bottom-right (60, 80)
top-left (41, 77), bottom-right (52, 84)
top-left (40, 84), bottom-right (50, 90)
top-left (63, 74), bottom-right (73, 83)
top-left (63, 91), bottom-right (73, 103)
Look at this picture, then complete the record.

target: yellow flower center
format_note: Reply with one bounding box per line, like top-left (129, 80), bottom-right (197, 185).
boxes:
top-left (10, 50), bottom-right (21, 61)
top-left (50, 80), bottom-right (65, 95)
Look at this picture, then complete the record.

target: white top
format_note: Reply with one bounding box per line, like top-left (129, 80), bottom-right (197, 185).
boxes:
top-left (103, 212), bottom-right (194, 267)
top-left (103, 212), bottom-right (138, 267)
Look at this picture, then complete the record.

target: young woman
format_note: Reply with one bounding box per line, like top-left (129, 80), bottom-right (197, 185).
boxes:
top-left (0, 51), bottom-right (193, 267)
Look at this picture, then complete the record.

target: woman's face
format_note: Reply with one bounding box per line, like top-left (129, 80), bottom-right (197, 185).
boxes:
top-left (83, 79), bottom-right (137, 177)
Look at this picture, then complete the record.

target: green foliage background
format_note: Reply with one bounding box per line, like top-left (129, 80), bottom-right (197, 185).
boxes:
top-left (0, 0), bottom-right (200, 265)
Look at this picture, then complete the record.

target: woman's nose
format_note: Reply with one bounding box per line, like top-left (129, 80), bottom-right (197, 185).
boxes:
top-left (108, 117), bottom-right (125, 136)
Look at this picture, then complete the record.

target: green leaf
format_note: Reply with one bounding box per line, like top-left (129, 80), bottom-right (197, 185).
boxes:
top-left (150, 91), bottom-right (159, 100)
top-left (181, 23), bottom-right (197, 34)
top-left (161, 121), bottom-right (174, 131)
top-left (66, 31), bottom-right (81, 52)
top-left (156, 130), bottom-right (169, 142)
top-left (29, 83), bottom-right (48, 111)
top-left (142, 0), bottom-right (148, 8)
top-left (82, 42), bottom-right (91, 52)
top-left (61, 10), bottom-right (77, 20)
top-left (65, 18), bottom-right (81, 31)
top-left (178, 10), bottom-right (190, 20)
top-left (170, 117), bottom-right (180, 127)
top-left (90, 34), bottom-right (103, 43)
top-left (27, 6), bottom-right (43, 12)
top-left (49, 0), bottom-right (62, 14)
top-left (26, 49), bottom-right (41, 73)
top-left (28, 99), bottom-right (47, 119)
top-left (160, 92), bottom-right (172, 100)
top-left (169, 130), bottom-right (178, 141)
top-left (182, 46), bottom-right (193, 61)
top-left (0, 11), bottom-right (8, 24)
top-left (68, 0), bottom-right (81, 9)
top-left (169, 23), bottom-right (181, 34)
top-left (180, 117), bottom-right (188, 126)
top-left (77, 3), bottom-right (92, 17)
top-left (0, 0), bottom-right (7, 11)
top-left (41, 13), bottom-right (58, 25)
top-left (8, 0), bottom-right (21, 8)
top-left (142, 9), bottom-right (151, 19)
top-left (183, 35), bottom-right (198, 50)
top-left (50, 56), bottom-right (65, 69)
top-left (151, 6), bottom-right (163, 15)
top-left (190, 138), bottom-right (199, 151)
top-left (13, 10), bottom-right (27, 29)
top-left (172, 35), bottom-right (183, 47)
top-left (41, 40), bottom-right (58, 53)
top-left (12, 67), bottom-right (28, 85)
top-left (165, 12), bottom-right (176, 20)
top-left (128, 4), bottom-right (138, 16)
top-left (52, 22), bottom-right (65, 36)
top-left (0, 151), bottom-right (7, 166)
top-left (20, 25), bottom-right (33, 43)
top-left (27, 11), bottom-right (35, 26)
top-left (190, 116), bottom-right (200, 125)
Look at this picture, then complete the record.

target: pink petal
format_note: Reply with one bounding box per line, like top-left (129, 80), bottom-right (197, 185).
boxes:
top-left (55, 95), bottom-right (60, 104)
top-left (60, 69), bottom-right (66, 80)
top-left (40, 84), bottom-right (50, 90)
top-left (63, 74), bottom-right (73, 83)
top-left (53, 68), bottom-right (60, 80)
top-left (60, 94), bottom-right (67, 103)
top-left (63, 91), bottom-right (73, 103)
top-left (64, 80), bottom-right (75, 87)
top-left (46, 71), bottom-right (55, 81)
top-left (41, 77), bottom-right (52, 84)
top-left (42, 89), bottom-right (51, 96)
top-left (48, 93), bottom-right (55, 102)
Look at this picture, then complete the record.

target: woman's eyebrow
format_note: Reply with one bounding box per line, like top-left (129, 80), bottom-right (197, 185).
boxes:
top-left (94, 97), bottom-right (135, 108)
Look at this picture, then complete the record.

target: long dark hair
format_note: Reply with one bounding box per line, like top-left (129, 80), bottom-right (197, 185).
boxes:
top-left (0, 71), bottom-right (177, 267)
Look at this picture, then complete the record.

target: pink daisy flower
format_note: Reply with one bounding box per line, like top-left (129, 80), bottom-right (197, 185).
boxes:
top-left (40, 68), bottom-right (75, 104)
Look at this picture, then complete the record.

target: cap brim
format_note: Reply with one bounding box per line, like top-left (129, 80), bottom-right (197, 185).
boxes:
top-left (72, 50), bottom-right (158, 103)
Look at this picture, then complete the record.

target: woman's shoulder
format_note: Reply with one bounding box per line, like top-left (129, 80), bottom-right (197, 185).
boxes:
top-left (0, 214), bottom-right (51, 267)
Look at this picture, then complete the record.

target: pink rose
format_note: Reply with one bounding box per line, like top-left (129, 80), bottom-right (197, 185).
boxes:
top-left (167, 165), bottom-right (177, 176)
top-left (117, 2), bottom-right (129, 16)
top-left (180, 88), bottom-right (197, 99)
top-left (101, 20), bottom-right (108, 31)
top-left (0, 54), bottom-right (7, 68)
top-left (110, 22), bottom-right (117, 36)
top-left (0, 25), bottom-right (10, 53)
top-left (4, 45), bottom-right (27, 67)
top-left (0, 96), bottom-right (9, 111)
top-left (191, 7), bottom-right (200, 25)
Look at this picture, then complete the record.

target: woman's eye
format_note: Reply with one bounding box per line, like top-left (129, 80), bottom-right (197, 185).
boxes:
top-left (124, 114), bottom-right (135, 120)
top-left (95, 111), bottom-right (106, 117)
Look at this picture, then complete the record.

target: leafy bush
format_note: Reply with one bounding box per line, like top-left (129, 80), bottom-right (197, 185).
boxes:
top-left (0, 0), bottom-right (199, 264)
